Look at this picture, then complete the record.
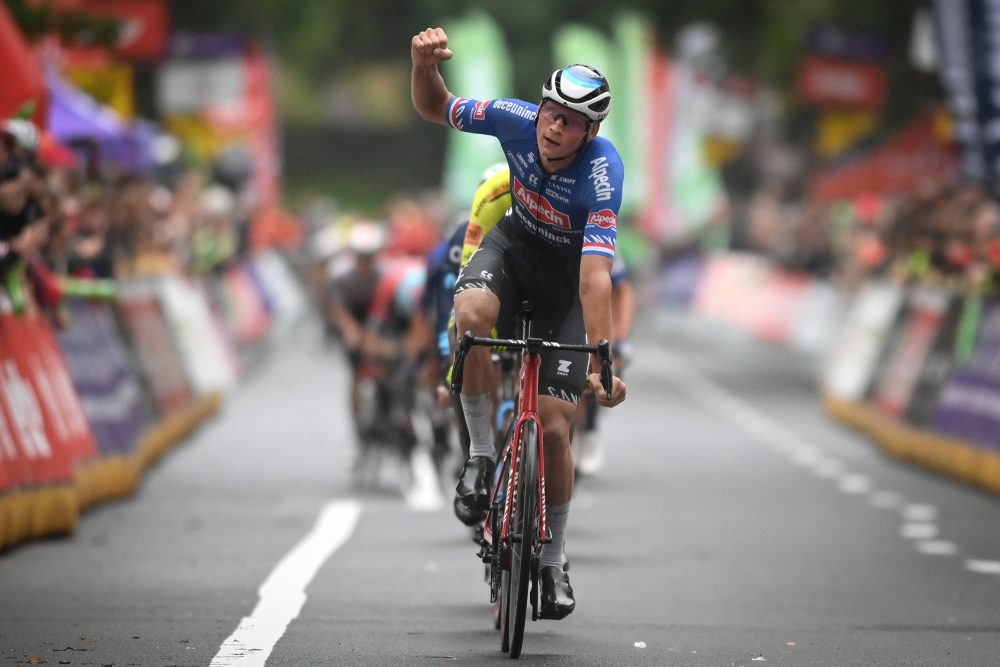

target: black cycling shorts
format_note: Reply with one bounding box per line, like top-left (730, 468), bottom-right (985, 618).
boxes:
top-left (455, 220), bottom-right (587, 405)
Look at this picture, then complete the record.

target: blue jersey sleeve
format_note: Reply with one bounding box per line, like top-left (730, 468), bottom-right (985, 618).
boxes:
top-left (446, 97), bottom-right (537, 141)
top-left (581, 141), bottom-right (624, 260)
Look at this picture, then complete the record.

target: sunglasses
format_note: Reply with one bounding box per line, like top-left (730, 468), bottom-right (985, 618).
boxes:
top-left (538, 102), bottom-right (590, 133)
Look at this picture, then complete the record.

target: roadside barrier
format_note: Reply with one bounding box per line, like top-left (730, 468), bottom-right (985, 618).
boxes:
top-left (0, 251), bottom-right (306, 550)
top-left (823, 286), bottom-right (1000, 496)
top-left (669, 251), bottom-right (1000, 497)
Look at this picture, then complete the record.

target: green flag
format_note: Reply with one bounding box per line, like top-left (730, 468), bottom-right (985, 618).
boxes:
top-left (668, 63), bottom-right (725, 238)
top-left (441, 12), bottom-right (512, 210)
top-left (612, 14), bottom-right (651, 219)
top-left (553, 18), bottom-right (654, 220)
top-left (552, 25), bottom-right (621, 148)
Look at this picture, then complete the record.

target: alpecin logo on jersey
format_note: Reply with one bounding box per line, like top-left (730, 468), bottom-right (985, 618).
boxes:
top-left (512, 176), bottom-right (571, 230)
top-left (473, 99), bottom-right (490, 120)
top-left (587, 209), bottom-right (617, 229)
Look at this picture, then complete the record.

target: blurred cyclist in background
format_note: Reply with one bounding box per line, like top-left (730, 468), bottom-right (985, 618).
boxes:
top-left (325, 221), bottom-right (385, 431)
top-left (573, 253), bottom-right (635, 476)
top-left (351, 250), bottom-right (428, 489)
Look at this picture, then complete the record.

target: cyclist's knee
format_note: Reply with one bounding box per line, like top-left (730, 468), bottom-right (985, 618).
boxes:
top-left (538, 399), bottom-right (574, 448)
top-left (454, 290), bottom-right (498, 336)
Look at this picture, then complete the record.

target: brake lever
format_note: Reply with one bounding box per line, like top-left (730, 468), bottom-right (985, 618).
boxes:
top-left (596, 339), bottom-right (613, 401)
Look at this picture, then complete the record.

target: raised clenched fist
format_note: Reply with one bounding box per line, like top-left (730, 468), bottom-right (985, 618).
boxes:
top-left (411, 27), bottom-right (453, 66)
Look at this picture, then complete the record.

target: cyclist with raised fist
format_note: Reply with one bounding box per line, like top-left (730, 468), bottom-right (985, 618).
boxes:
top-left (411, 26), bottom-right (627, 620)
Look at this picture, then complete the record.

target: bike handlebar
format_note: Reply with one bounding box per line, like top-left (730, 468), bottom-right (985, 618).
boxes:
top-left (450, 331), bottom-right (614, 400)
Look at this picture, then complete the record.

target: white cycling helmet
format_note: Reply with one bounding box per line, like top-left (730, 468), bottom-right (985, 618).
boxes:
top-left (348, 221), bottom-right (385, 256)
top-left (3, 119), bottom-right (40, 154)
top-left (478, 162), bottom-right (508, 186)
top-left (541, 64), bottom-right (612, 123)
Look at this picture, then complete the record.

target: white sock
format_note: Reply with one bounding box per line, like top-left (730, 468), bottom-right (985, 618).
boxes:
top-left (461, 392), bottom-right (494, 460)
top-left (539, 502), bottom-right (570, 569)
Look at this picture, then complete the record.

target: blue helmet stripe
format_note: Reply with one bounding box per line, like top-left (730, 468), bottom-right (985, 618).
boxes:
top-left (562, 67), bottom-right (602, 90)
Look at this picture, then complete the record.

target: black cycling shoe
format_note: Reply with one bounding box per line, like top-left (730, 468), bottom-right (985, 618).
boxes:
top-left (455, 456), bottom-right (493, 510)
top-left (539, 565), bottom-right (575, 620)
top-left (453, 495), bottom-right (487, 527)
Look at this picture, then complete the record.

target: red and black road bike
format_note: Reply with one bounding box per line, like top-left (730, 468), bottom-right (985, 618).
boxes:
top-left (451, 302), bottom-right (613, 658)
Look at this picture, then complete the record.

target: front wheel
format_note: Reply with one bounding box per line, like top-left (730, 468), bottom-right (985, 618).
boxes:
top-left (505, 420), bottom-right (538, 659)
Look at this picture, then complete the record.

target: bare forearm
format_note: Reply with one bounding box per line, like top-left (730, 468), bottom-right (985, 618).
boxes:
top-left (411, 64), bottom-right (451, 124)
top-left (410, 27), bottom-right (454, 124)
top-left (580, 268), bottom-right (613, 370)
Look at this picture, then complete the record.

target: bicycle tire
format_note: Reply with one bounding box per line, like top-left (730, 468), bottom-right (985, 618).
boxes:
top-left (499, 569), bottom-right (511, 653)
top-left (506, 420), bottom-right (538, 659)
top-left (492, 455), bottom-right (509, 634)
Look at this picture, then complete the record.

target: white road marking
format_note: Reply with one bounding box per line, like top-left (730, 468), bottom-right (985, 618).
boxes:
top-left (650, 347), bottom-right (1000, 577)
top-left (903, 504), bottom-right (939, 522)
top-left (869, 490), bottom-right (904, 510)
top-left (405, 446), bottom-right (445, 511)
top-left (917, 541), bottom-right (959, 556)
top-left (209, 499), bottom-right (362, 667)
top-left (965, 560), bottom-right (1000, 575)
top-left (792, 447), bottom-right (823, 467)
top-left (902, 523), bottom-right (938, 540)
top-left (811, 458), bottom-right (845, 479)
top-left (838, 474), bottom-right (872, 495)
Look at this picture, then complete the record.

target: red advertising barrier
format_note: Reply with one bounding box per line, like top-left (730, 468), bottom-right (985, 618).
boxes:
top-left (117, 287), bottom-right (194, 415)
top-left (1, 307), bottom-right (99, 545)
top-left (796, 54), bottom-right (886, 110)
top-left (745, 272), bottom-right (813, 345)
top-left (0, 310), bottom-right (98, 492)
top-left (221, 265), bottom-right (272, 349)
top-left (873, 289), bottom-right (948, 419)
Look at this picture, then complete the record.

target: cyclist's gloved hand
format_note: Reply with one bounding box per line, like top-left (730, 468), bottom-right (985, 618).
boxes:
top-left (586, 372), bottom-right (627, 408)
top-left (435, 384), bottom-right (451, 408)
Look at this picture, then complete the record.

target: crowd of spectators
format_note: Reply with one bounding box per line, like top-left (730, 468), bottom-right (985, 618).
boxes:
top-left (734, 176), bottom-right (1000, 297)
top-left (0, 116), bottom-right (274, 318)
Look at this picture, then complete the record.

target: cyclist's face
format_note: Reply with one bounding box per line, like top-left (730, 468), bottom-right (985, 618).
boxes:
top-left (536, 101), bottom-right (596, 164)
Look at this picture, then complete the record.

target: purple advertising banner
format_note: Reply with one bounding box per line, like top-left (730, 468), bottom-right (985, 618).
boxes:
top-left (658, 253), bottom-right (704, 308)
top-left (932, 299), bottom-right (1000, 451)
top-left (54, 301), bottom-right (150, 456)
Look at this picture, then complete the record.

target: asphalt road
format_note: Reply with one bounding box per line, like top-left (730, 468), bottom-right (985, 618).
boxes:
top-left (2, 311), bottom-right (999, 667)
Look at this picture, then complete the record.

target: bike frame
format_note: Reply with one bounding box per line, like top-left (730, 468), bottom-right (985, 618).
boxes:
top-left (449, 306), bottom-right (613, 652)
top-left (454, 331), bottom-right (612, 559)
top-left (496, 337), bottom-right (548, 552)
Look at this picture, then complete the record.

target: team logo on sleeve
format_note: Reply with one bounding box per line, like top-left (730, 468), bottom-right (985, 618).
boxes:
top-left (473, 99), bottom-right (491, 120)
top-left (587, 209), bottom-right (617, 229)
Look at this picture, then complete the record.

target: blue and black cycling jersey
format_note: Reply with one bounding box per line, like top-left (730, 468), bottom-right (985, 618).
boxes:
top-left (422, 221), bottom-right (467, 359)
top-left (446, 96), bottom-right (623, 260)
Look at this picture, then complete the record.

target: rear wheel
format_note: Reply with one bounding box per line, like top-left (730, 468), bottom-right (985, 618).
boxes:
top-left (505, 420), bottom-right (538, 659)
top-left (491, 456), bottom-right (509, 632)
top-left (498, 570), bottom-right (511, 653)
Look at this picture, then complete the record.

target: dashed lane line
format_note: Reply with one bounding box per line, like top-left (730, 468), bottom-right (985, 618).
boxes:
top-left (649, 347), bottom-right (1000, 579)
